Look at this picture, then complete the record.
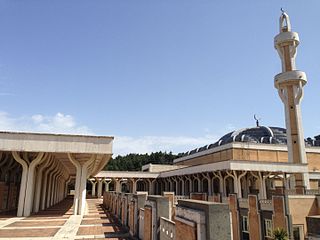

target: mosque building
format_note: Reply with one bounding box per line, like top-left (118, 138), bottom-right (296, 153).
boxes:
top-left (97, 12), bottom-right (320, 239)
top-left (0, 11), bottom-right (319, 240)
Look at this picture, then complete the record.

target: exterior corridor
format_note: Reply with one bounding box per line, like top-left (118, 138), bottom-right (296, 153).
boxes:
top-left (0, 197), bottom-right (131, 240)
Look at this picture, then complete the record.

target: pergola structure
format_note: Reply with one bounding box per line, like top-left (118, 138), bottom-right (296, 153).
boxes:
top-left (0, 131), bottom-right (113, 216)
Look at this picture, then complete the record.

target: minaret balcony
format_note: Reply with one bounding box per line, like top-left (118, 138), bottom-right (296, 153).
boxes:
top-left (274, 31), bottom-right (300, 49)
top-left (274, 70), bottom-right (307, 89)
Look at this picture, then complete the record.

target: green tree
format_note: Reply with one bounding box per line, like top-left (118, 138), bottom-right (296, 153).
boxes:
top-left (104, 151), bottom-right (178, 171)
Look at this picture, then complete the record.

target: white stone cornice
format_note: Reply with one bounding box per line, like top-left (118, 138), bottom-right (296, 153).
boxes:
top-left (95, 171), bottom-right (159, 179)
top-left (160, 160), bottom-right (309, 178)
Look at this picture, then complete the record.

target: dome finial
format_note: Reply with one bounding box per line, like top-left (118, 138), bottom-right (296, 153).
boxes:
top-left (254, 114), bottom-right (261, 127)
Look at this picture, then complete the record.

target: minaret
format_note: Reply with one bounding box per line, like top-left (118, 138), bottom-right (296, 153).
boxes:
top-left (274, 11), bottom-right (310, 190)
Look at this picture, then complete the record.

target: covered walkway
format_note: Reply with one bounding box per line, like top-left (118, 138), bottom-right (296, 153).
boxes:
top-left (0, 131), bottom-right (113, 217)
top-left (0, 197), bottom-right (131, 239)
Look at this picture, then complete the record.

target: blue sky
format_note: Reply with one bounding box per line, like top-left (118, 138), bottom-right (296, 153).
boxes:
top-left (0, 1), bottom-right (319, 155)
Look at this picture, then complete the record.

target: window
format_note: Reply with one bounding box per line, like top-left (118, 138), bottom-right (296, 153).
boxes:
top-left (264, 219), bottom-right (273, 237)
top-left (242, 216), bottom-right (249, 232)
top-left (293, 225), bottom-right (304, 240)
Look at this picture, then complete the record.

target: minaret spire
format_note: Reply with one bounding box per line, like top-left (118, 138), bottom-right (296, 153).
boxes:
top-left (274, 10), bottom-right (310, 190)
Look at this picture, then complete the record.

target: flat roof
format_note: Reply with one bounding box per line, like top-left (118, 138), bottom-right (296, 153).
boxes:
top-left (0, 131), bottom-right (113, 154)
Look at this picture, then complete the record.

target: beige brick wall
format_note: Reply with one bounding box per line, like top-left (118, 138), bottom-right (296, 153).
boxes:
top-left (144, 206), bottom-right (152, 240)
top-left (175, 219), bottom-right (196, 240)
top-left (288, 197), bottom-right (320, 236)
top-left (248, 195), bottom-right (261, 240)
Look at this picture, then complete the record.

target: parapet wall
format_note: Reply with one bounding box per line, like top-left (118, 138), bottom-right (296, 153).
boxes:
top-left (103, 191), bottom-right (231, 240)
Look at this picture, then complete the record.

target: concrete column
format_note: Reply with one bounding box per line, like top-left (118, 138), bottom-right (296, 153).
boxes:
top-left (55, 173), bottom-right (64, 204)
top-left (166, 178), bottom-right (171, 192)
top-left (68, 154), bottom-right (81, 215)
top-left (103, 179), bottom-right (111, 192)
top-left (197, 177), bottom-right (202, 192)
top-left (64, 177), bottom-right (72, 198)
top-left (78, 162), bottom-right (92, 215)
top-left (251, 171), bottom-right (267, 199)
top-left (97, 178), bottom-right (103, 198)
top-left (51, 171), bottom-right (59, 206)
top-left (46, 162), bottom-right (58, 208)
top-left (41, 160), bottom-right (56, 210)
top-left (236, 171), bottom-right (247, 198)
top-left (49, 164), bottom-right (61, 207)
top-left (68, 153), bottom-right (96, 215)
top-left (174, 177), bottom-right (179, 194)
top-left (33, 156), bottom-right (52, 213)
top-left (207, 177), bottom-right (213, 195)
top-left (89, 179), bottom-right (97, 197)
top-left (114, 179), bottom-right (121, 192)
top-left (131, 179), bottom-right (137, 193)
top-left (180, 178), bottom-right (185, 195)
top-left (224, 171), bottom-right (236, 197)
top-left (147, 179), bottom-right (155, 194)
top-left (188, 176), bottom-right (193, 193)
top-left (12, 152), bottom-right (45, 217)
top-left (213, 171), bottom-right (224, 196)
top-left (54, 175), bottom-right (60, 204)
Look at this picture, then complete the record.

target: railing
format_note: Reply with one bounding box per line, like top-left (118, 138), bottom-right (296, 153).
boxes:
top-left (259, 199), bottom-right (273, 211)
top-left (139, 208), bottom-right (145, 240)
top-left (174, 195), bottom-right (189, 205)
top-left (160, 217), bottom-right (176, 240)
top-left (222, 197), bottom-right (229, 203)
top-left (284, 189), bottom-right (296, 195)
top-left (238, 198), bottom-right (248, 209)
top-left (306, 189), bottom-right (320, 195)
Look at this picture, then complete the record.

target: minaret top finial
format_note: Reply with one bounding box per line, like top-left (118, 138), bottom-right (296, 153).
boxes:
top-left (279, 8), bottom-right (291, 33)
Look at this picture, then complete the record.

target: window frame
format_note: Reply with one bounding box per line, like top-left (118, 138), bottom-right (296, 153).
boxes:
top-left (242, 216), bottom-right (249, 233)
top-left (264, 219), bottom-right (273, 238)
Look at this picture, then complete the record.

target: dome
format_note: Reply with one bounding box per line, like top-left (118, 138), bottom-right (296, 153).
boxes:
top-left (177, 126), bottom-right (320, 157)
top-left (210, 126), bottom-right (288, 147)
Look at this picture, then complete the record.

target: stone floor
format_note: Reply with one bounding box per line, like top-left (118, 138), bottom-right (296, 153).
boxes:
top-left (0, 197), bottom-right (131, 240)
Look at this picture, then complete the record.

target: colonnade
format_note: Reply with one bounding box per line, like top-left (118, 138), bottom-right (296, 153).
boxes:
top-left (97, 170), bottom-right (291, 201)
top-left (11, 152), bottom-right (70, 217)
top-left (155, 171), bottom-right (285, 199)
top-left (89, 177), bottom-right (157, 197)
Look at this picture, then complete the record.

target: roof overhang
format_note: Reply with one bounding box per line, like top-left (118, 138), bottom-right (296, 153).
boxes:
top-left (160, 160), bottom-right (309, 178)
top-left (95, 171), bottom-right (159, 179)
top-left (0, 131), bottom-right (114, 177)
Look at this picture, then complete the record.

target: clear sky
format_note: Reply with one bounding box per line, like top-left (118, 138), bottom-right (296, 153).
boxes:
top-left (0, 1), bottom-right (319, 155)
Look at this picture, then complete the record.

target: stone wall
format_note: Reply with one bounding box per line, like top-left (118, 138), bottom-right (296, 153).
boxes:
top-left (0, 181), bottom-right (19, 213)
top-left (288, 195), bottom-right (320, 236)
top-left (176, 199), bottom-right (231, 240)
top-left (103, 191), bottom-right (233, 240)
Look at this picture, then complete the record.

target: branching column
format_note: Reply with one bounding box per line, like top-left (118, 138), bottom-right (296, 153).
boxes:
top-left (33, 155), bottom-right (52, 213)
top-left (89, 179), bottom-right (97, 197)
top-left (41, 160), bottom-right (57, 210)
top-left (97, 178), bottom-right (103, 198)
top-left (68, 153), bottom-right (96, 215)
top-left (12, 152), bottom-right (45, 217)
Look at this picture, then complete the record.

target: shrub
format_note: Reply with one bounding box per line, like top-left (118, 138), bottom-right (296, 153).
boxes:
top-left (273, 228), bottom-right (288, 240)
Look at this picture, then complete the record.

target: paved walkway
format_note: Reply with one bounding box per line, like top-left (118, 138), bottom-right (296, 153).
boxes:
top-left (0, 197), bottom-right (131, 240)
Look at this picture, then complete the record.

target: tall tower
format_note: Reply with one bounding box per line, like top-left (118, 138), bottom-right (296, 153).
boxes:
top-left (274, 11), bottom-right (310, 189)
